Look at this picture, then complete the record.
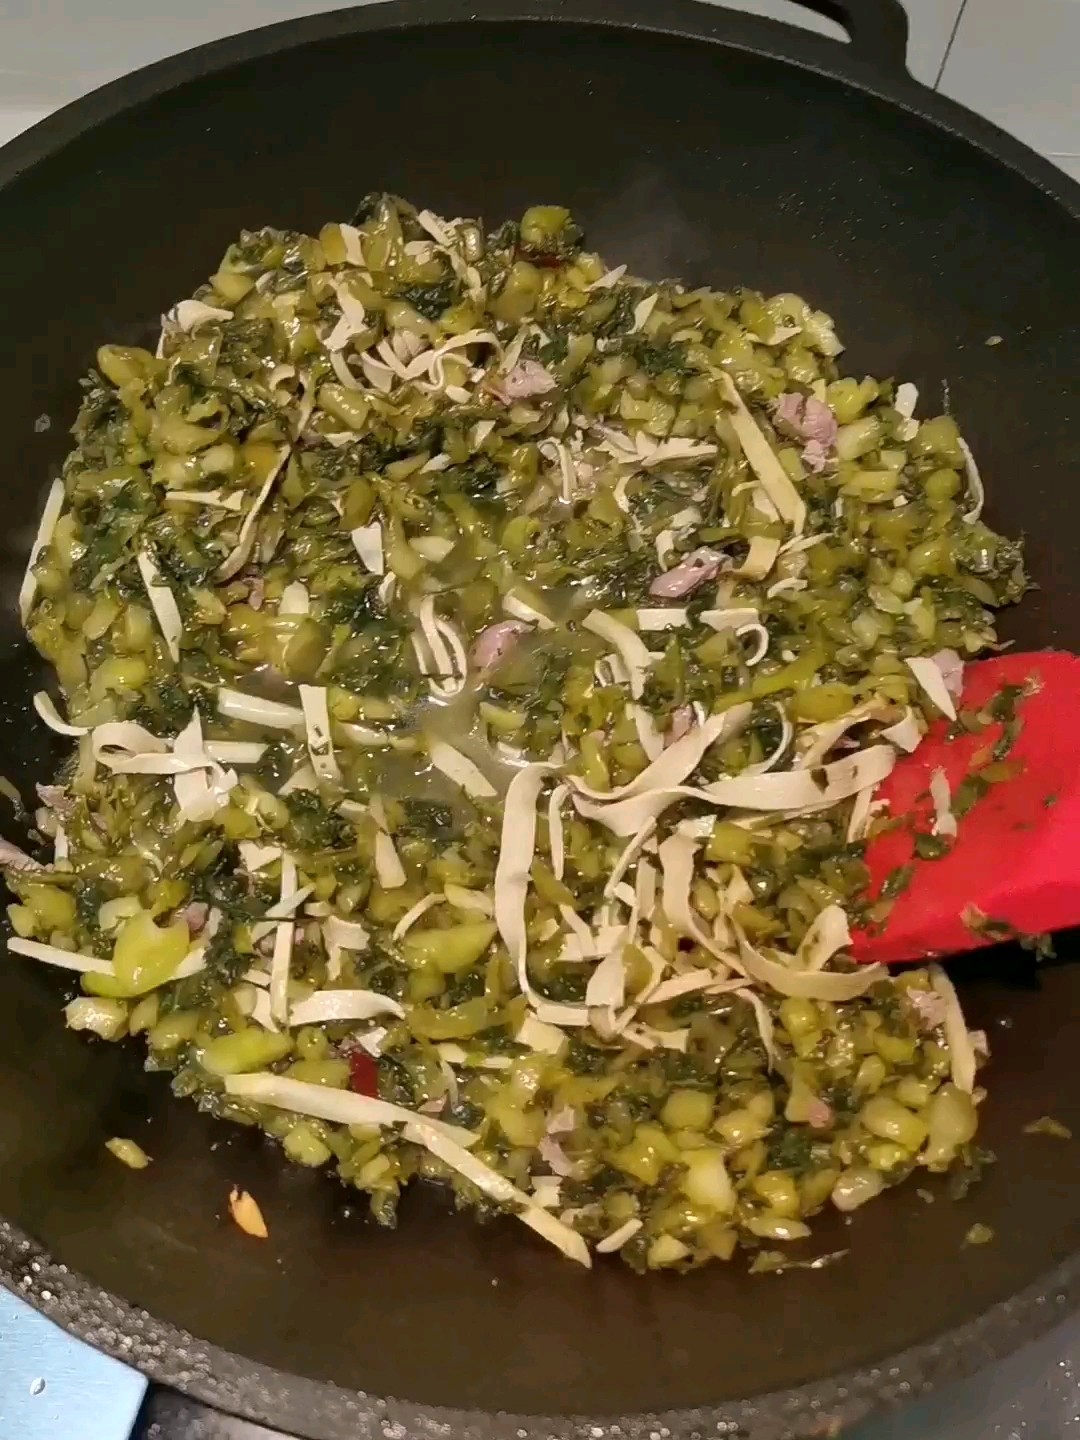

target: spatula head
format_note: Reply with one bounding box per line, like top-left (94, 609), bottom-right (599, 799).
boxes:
top-left (852, 651), bottom-right (1080, 965)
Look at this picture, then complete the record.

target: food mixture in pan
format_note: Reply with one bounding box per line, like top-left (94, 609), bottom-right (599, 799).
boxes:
top-left (6, 196), bottom-right (1028, 1270)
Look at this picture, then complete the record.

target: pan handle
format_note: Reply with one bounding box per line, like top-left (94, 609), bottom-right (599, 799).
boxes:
top-left (781, 0), bottom-right (910, 75)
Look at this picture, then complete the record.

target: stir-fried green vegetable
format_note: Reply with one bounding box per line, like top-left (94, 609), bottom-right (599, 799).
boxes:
top-left (6, 195), bottom-right (1023, 1270)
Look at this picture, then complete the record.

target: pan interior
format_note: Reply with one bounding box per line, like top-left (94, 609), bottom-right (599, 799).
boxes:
top-left (0, 17), bottom-right (1077, 1417)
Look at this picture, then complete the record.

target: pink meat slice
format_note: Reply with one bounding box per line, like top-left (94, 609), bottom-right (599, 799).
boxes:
top-left (471, 620), bottom-right (529, 672)
top-left (649, 547), bottom-right (725, 598)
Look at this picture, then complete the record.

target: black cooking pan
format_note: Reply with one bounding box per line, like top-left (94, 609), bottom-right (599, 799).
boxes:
top-left (0, 2), bottom-right (1078, 1437)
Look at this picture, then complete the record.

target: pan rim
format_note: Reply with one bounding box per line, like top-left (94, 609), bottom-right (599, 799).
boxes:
top-left (3, 1211), bottom-right (1079, 1439)
top-left (0, 0), bottom-right (1076, 216)
top-left (0, 2), bottom-right (1077, 1436)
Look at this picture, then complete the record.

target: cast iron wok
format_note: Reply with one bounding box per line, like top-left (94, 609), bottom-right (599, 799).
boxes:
top-left (0, 2), bottom-right (1077, 1437)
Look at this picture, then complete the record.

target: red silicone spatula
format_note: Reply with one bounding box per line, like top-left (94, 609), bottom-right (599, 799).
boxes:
top-left (851, 650), bottom-right (1080, 966)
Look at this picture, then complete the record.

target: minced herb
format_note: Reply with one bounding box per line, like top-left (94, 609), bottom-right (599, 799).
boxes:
top-left (914, 833), bottom-right (952, 861)
top-left (881, 864), bottom-right (916, 900)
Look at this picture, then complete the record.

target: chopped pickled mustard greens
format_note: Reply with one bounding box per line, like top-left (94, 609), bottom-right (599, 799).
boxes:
top-left (1024, 1116), bottom-right (1072, 1140)
top-left (963, 1222), bottom-right (995, 1247)
top-left (105, 1136), bottom-right (152, 1169)
top-left (6, 195), bottom-right (1026, 1271)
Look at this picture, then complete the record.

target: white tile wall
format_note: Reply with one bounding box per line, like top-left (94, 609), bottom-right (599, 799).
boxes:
top-left (898, 0), bottom-right (968, 84)
top-left (699, 0), bottom-right (966, 85)
top-left (938, 0), bottom-right (1080, 158)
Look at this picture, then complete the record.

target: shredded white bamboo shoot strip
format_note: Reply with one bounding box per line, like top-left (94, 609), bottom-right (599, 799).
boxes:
top-left (299, 685), bottom-right (342, 785)
top-left (582, 611), bottom-right (653, 699)
top-left (426, 737), bottom-right (496, 799)
top-left (574, 743), bottom-right (896, 837)
top-left (351, 522), bottom-right (384, 574)
top-left (215, 446), bottom-right (290, 581)
top-left (929, 965), bottom-right (977, 1092)
top-left (288, 990), bottom-right (405, 1025)
top-left (224, 1074), bottom-right (589, 1265)
top-left (135, 547), bottom-right (183, 663)
top-left (716, 370), bottom-right (806, 531)
top-left (269, 855), bottom-right (298, 1023)
top-left (19, 478), bottom-right (65, 622)
top-left (906, 655), bottom-right (959, 721)
top-left (494, 766), bottom-right (594, 1025)
top-left (217, 688), bottom-right (304, 730)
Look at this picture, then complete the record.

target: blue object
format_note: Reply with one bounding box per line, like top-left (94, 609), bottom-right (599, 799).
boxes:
top-left (0, 1285), bottom-right (145, 1440)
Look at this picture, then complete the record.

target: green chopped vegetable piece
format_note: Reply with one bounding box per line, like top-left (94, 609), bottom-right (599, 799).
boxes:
top-left (86, 911), bottom-right (190, 998)
top-left (963, 1222), bottom-right (995, 1247)
top-left (1024, 1116), bottom-right (1072, 1139)
top-left (106, 1137), bottom-right (152, 1170)
top-left (401, 921), bottom-right (497, 974)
